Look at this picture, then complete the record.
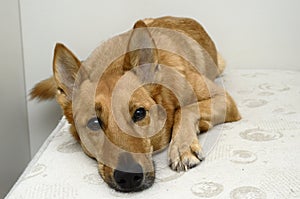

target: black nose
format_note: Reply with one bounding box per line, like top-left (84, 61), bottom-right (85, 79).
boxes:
top-left (113, 153), bottom-right (144, 191)
top-left (114, 166), bottom-right (143, 190)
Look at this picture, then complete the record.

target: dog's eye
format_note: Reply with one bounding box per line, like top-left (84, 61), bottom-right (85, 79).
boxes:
top-left (87, 117), bottom-right (102, 131)
top-left (132, 108), bottom-right (146, 122)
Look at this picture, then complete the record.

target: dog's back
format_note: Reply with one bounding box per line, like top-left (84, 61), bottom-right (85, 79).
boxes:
top-left (144, 16), bottom-right (218, 65)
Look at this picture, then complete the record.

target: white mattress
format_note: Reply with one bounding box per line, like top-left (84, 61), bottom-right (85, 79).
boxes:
top-left (6, 69), bottom-right (300, 199)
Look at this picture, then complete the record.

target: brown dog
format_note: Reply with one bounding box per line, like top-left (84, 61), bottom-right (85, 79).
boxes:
top-left (31, 16), bottom-right (241, 192)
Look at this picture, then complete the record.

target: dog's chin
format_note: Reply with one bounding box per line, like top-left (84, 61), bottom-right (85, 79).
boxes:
top-left (107, 171), bottom-right (155, 193)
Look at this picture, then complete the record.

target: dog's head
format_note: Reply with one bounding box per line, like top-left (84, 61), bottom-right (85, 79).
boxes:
top-left (52, 21), bottom-right (172, 192)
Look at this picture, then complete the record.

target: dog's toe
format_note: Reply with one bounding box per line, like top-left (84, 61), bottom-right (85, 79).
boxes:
top-left (181, 152), bottom-right (201, 169)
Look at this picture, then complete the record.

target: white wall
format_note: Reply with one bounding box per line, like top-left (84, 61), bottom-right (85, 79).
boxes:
top-left (0, 0), bottom-right (30, 197)
top-left (20, 0), bottom-right (300, 156)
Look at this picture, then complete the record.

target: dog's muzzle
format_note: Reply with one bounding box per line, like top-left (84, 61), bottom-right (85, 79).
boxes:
top-left (113, 152), bottom-right (154, 192)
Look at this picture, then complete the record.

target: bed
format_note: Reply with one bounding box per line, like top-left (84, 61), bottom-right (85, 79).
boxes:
top-left (6, 69), bottom-right (300, 199)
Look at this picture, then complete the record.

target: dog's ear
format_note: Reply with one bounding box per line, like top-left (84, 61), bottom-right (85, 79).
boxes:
top-left (53, 43), bottom-right (81, 99)
top-left (124, 20), bottom-right (158, 71)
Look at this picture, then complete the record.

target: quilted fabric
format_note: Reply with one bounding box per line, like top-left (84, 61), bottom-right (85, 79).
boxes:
top-left (6, 69), bottom-right (300, 199)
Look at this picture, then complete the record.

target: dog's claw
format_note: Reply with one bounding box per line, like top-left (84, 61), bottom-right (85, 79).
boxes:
top-left (194, 150), bottom-right (205, 161)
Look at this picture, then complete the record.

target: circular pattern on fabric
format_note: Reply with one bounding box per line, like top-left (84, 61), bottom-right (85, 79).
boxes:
top-left (230, 186), bottom-right (266, 199)
top-left (191, 181), bottom-right (223, 198)
top-left (230, 150), bottom-right (257, 164)
top-left (240, 128), bottom-right (282, 141)
top-left (23, 164), bottom-right (46, 180)
top-left (242, 99), bottom-right (268, 108)
top-left (259, 83), bottom-right (290, 92)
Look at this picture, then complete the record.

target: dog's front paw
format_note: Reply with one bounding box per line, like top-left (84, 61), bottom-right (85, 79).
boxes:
top-left (168, 138), bottom-right (205, 172)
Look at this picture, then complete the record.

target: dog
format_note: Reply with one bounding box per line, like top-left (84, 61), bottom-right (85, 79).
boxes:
top-left (31, 16), bottom-right (241, 192)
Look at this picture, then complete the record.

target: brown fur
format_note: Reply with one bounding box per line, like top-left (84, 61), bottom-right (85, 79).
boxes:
top-left (31, 16), bottom-right (241, 192)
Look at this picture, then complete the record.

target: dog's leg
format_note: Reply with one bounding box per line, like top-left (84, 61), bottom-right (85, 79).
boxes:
top-left (168, 92), bottom-right (240, 171)
top-left (198, 92), bottom-right (241, 132)
top-left (168, 103), bottom-right (204, 171)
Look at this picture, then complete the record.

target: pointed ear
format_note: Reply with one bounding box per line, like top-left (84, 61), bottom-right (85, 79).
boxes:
top-left (53, 43), bottom-right (81, 99)
top-left (124, 20), bottom-right (158, 71)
